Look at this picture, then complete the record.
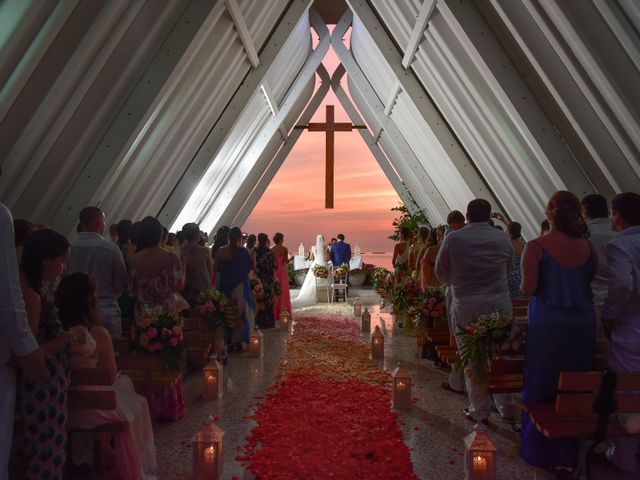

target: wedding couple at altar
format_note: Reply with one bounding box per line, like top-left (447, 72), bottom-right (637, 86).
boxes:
top-left (292, 234), bottom-right (351, 308)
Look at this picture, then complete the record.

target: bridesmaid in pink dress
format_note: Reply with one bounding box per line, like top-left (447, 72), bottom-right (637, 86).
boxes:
top-left (129, 217), bottom-right (185, 421)
top-left (271, 232), bottom-right (291, 319)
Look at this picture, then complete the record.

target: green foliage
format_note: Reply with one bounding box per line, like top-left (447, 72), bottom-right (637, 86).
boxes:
top-left (388, 202), bottom-right (429, 241)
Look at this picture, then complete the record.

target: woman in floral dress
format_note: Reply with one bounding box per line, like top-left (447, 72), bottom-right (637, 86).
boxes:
top-left (254, 233), bottom-right (278, 328)
top-left (18, 229), bottom-right (83, 480)
top-left (129, 216), bottom-right (184, 421)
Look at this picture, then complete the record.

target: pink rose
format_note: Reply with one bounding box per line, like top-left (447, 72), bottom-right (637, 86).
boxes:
top-left (171, 326), bottom-right (181, 336)
top-left (197, 305), bottom-right (206, 314)
top-left (147, 327), bottom-right (158, 339)
top-left (170, 337), bottom-right (179, 347)
top-left (162, 328), bottom-right (171, 338)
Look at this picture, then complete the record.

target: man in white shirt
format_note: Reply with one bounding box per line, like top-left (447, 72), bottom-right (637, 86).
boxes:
top-left (602, 192), bottom-right (640, 473)
top-left (66, 207), bottom-right (127, 338)
top-left (581, 194), bottom-right (616, 336)
top-left (435, 199), bottom-right (515, 423)
top-left (0, 200), bottom-right (47, 480)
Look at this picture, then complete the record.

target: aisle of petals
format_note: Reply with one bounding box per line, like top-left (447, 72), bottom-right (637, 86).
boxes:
top-left (237, 314), bottom-right (418, 479)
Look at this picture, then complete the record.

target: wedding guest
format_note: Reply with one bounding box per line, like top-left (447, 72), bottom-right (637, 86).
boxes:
top-left (0, 201), bottom-right (46, 480)
top-left (130, 221), bottom-right (141, 249)
top-left (392, 226), bottom-right (412, 278)
top-left (493, 213), bottom-right (527, 298)
top-left (539, 219), bottom-right (550, 236)
top-left (440, 211), bottom-right (467, 394)
top-left (581, 194), bottom-right (615, 333)
top-left (129, 216), bottom-right (184, 421)
top-left (329, 237), bottom-right (337, 252)
top-left (520, 191), bottom-right (596, 471)
top-left (116, 220), bottom-right (136, 321)
top-left (411, 227), bottom-right (429, 273)
top-left (180, 223), bottom-right (214, 305)
top-left (601, 192), bottom-right (640, 473)
top-left (57, 273), bottom-right (158, 480)
top-left (435, 199), bottom-right (516, 423)
top-left (210, 226), bottom-right (230, 259)
top-left (160, 226), bottom-right (173, 253)
top-left (66, 207), bottom-right (127, 338)
top-left (420, 227), bottom-right (444, 290)
top-left (255, 233), bottom-right (278, 329)
top-left (18, 228), bottom-right (86, 480)
top-left (272, 233), bottom-right (291, 320)
top-left (13, 219), bottom-right (34, 264)
top-left (214, 227), bottom-right (254, 351)
top-left (109, 223), bottom-right (118, 243)
top-left (245, 234), bottom-right (257, 272)
top-left (174, 230), bottom-right (186, 257)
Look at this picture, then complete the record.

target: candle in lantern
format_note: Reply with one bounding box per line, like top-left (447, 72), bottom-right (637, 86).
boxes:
top-left (472, 455), bottom-right (487, 471)
top-left (392, 362), bottom-right (412, 409)
top-left (249, 328), bottom-right (263, 358)
top-left (204, 446), bottom-right (216, 463)
top-left (202, 358), bottom-right (223, 399)
top-left (371, 325), bottom-right (384, 359)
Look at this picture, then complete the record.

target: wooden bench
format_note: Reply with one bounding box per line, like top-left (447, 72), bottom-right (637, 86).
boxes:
top-left (68, 367), bottom-right (128, 471)
top-left (116, 353), bottom-right (182, 389)
top-left (487, 356), bottom-right (524, 394)
top-left (524, 371), bottom-right (640, 474)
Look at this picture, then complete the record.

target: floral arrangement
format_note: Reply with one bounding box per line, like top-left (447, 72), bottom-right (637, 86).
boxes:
top-left (456, 310), bottom-right (523, 381)
top-left (333, 264), bottom-right (348, 280)
top-left (194, 288), bottom-right (234, 338)
top-left (392, 275), bottom-right (420, 313)
top-left (313, 264), bottom-right (329, 279)
top-left (370, 266), bottom-right (390, 290)
top-left (130, 305), bottom-right (186, 371)
top-left (411, 287), bottom-right (446, 335)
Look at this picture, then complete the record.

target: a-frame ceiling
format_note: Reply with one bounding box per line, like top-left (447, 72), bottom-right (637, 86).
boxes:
top-left (1, 0), bottom-right (639, 240)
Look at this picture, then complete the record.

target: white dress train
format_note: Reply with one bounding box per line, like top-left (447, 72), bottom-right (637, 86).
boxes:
top-left (291, 235), bottom-right (329, 309)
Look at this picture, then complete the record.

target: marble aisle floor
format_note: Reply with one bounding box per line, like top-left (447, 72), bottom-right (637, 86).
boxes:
top-left (154, 287), bottom-right (635, 479)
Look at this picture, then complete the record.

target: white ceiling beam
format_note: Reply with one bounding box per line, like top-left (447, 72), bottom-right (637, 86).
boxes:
top-left (331, 64), bottom-right (416, 213)
top-left (347, 1), bottom-right (498, 208)
top-left (402, 0), bottom-right (437, 69)
top-left (332, 10), bottom-right (449, 222)
top-left (225, 0), bottom-right (260, 68)
top-left (231, 64), bottom-right (332, 227)
top-left (383, 80), bottom-right (401, 116)
top-left (157, 0), bottom-right (313, 227)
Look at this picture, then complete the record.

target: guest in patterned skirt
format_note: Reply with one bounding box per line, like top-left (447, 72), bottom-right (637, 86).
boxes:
top-left (17, 229), bottom-right (86, 480)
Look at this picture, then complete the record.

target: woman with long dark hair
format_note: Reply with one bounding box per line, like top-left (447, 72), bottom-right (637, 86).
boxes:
top-left (58, 273), bottom-right (157, 480)
top-left (214, 227), bottom-right (254, 354)
top-left (254, 233), bottom-right (278, 328)
top-left (520, 191), bottom-right (596, 473)
top-left (17, 229), bottom-right (83, 480)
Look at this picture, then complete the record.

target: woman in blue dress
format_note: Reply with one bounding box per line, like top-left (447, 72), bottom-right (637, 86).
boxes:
top-left (520, 191), bottom-right (597, 471)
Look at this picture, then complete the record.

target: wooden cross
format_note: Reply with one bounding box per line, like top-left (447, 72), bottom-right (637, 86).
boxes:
top-left (294, 105), bottom-right (366, 208)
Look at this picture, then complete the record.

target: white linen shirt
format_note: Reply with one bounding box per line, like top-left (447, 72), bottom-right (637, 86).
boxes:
top-left (603, 226), bottom-right (640, 352)
top-left (67, 232), bottom-right (127, 316)
top-left (435, 222), bottom-right (513, 313)
top-left (0, 203), bottom-right (38, 364)
top-left (587, 218), bottom-right (616, 307)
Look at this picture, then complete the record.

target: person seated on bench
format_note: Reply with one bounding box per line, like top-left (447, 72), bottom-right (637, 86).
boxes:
top-left (601, 192), bottom-right (640, 473)
top-left (56, 273), bottom-right (157, 480)
top-left (520, 191), bottom-right (597, 472)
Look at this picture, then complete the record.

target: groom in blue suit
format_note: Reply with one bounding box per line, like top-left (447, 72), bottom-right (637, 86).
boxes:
top-left (331, 233), bottom-right (352, 268)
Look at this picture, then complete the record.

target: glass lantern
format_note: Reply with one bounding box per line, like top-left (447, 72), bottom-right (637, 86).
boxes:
top-left (249, 327), bottom-right (263, 358)
top-left (371, 325), bottom-right (384, 358)
top-left (361, 307), bottom-right (371, 333)
top-left (278, 310), bottom-right (291, 332)
top-left (464, 424), bottom-right (496, 479)
top-left (353, 297), bottom-right (362, 317)
top-left (192, 415), bottom-right (224, 480)
top-left (202, 357), bottom-right (223, 399)
top-left (392, 362), bottom-right (412, 409)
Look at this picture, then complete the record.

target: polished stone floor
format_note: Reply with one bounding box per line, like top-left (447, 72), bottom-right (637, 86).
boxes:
top-left (154, 287), bottom-right (635, 479)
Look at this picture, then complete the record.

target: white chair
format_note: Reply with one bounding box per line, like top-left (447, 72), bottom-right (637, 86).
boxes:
top-left (315, 271), bottom-right (331, 303)
top-left (331, 279), bottom-right (348, 303)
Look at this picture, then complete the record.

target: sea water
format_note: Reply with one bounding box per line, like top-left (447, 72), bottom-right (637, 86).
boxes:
top-left (361, 252), bottom-right (393, 270)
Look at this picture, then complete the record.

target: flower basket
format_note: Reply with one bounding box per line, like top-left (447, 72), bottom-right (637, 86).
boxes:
top-left (193, 288), bottom-right (234, 340)
top-left (313, 264), bottom-right (329, 279)
top-left (129, 305), bottom-right (186, 372)
top-left (370, 267), bottom-right (390, 290)
top-left (411, 287), bottom-right (446, 337)
top-left (333, 266), bottom-right (348, 281)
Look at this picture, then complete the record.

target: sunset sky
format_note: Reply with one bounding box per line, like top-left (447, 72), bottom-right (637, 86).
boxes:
top-left (243, 30), bottom-right (401, 254)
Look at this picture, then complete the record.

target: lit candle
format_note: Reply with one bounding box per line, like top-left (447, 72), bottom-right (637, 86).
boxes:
top-left (204, 445), bottom-right (215, 463)
top-left (374, 339), bottom-right (380, 344)
top-left (472, 455), bottom-right (487, 471)
top-left (206, 374), bottom-right (215, 383)
top-left (252, 339), bottom-right (259, 345)
top-left (397, 381), bottom-right (405, 389)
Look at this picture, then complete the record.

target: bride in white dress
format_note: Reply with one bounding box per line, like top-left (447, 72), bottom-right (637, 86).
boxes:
top-left (292, 234), bottom-right (330, 308)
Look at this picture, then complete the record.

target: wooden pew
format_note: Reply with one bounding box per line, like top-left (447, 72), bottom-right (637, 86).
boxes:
top-left (524, 371), bottom-right (640, 474)
top-left (116, 353), bottom-right (182, 389)
top-left (68, 367), bottom-right (127, 471)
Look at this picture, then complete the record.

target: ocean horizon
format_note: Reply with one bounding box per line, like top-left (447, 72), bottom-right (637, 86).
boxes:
top-left (361, 251), bottom-right (393, 270)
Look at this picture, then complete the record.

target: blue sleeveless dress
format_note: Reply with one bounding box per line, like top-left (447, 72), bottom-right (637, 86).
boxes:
top-left (521, 249), bottom-right (596, 468)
